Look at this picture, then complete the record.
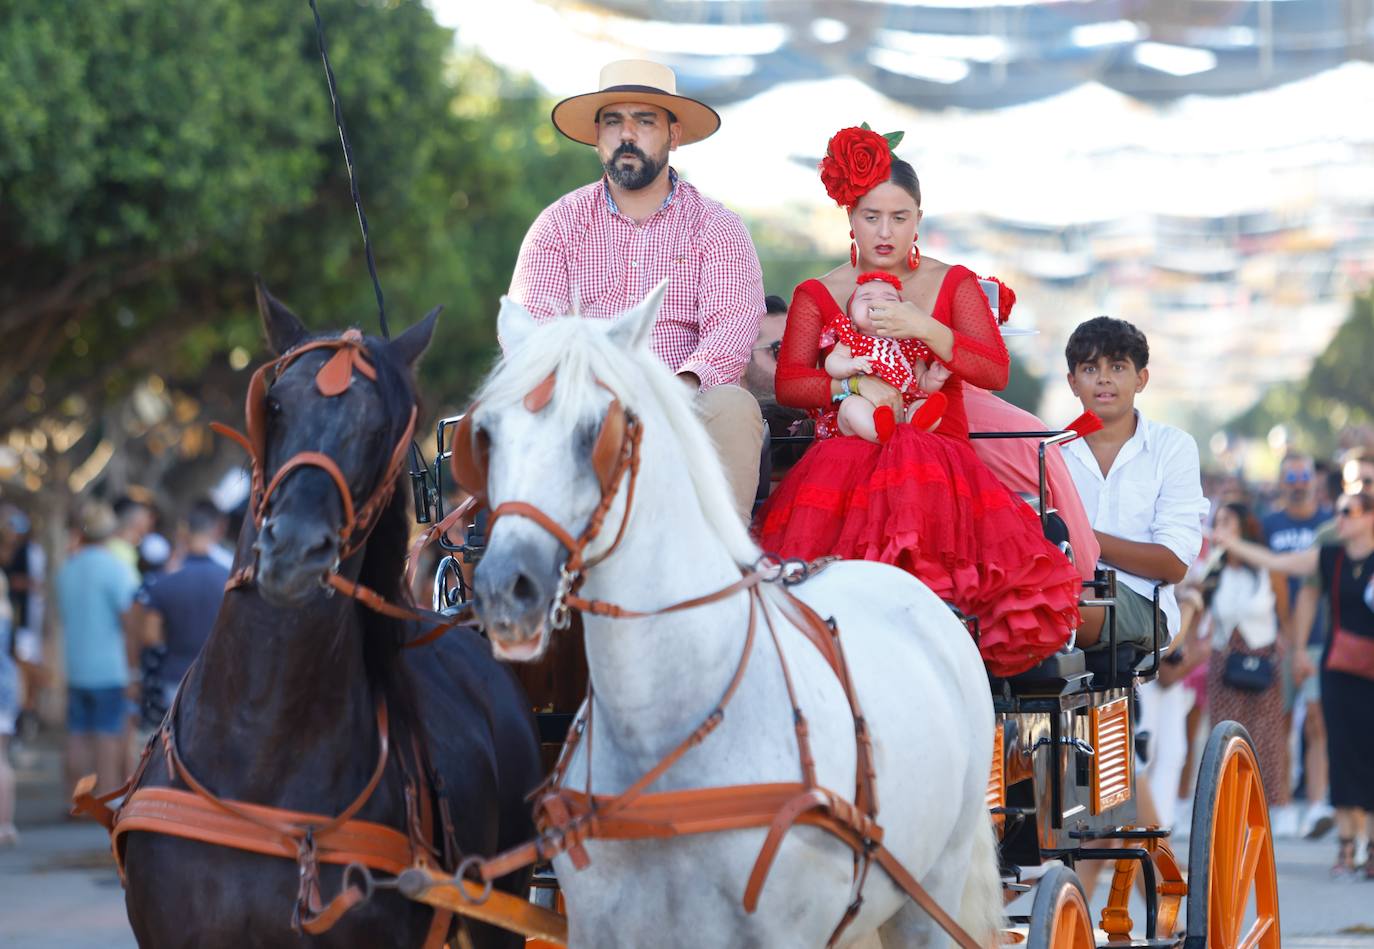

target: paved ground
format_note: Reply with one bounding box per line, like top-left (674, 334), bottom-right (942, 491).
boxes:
top-left (5, 737), bottom-right (1374, 947)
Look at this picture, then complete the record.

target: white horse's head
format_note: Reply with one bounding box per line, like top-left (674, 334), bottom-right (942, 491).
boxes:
top-left (463, 282), bottom-right (756, 661)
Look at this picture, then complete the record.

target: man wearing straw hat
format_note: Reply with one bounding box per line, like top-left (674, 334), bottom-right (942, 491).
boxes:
top-left (509, 60), bottom-right (766, 520)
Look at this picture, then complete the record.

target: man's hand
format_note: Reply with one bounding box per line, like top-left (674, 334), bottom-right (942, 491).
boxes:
top-left (676, 371), bottom-right (701, 394)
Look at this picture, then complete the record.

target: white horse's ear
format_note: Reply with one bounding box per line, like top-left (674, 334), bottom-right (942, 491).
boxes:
top-left (608, 279), bottom-right (668, 352)
top-left (497, 296), bottom-right (539, 354)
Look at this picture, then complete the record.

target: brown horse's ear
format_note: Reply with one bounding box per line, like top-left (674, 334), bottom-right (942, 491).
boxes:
top-left (391, 306), bottom-right (442, 370)
top-left (255, 277), bottom-right (307, 356)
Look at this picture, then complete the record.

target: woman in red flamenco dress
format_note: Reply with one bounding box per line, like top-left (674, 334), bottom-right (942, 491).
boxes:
top-left (754, 125), bottom-right (1081, 677)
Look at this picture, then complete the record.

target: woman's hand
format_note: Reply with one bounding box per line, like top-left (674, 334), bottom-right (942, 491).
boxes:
top-left (867, 299), bottom-right (936, 341)
top-left (1209, 520), bottom-right (1240, 549)
top-left (854, 374), bottom-right (903, 415)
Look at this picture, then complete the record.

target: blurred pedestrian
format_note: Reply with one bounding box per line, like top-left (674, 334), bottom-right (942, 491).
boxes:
top-left (1215, 490), bottom-right (1374, 876)
top-left (0, 569), bottom-right (18, 846)
top-left (55, 501), bottom-right (138, 796)
top-left (0, 507), bottom-right (43, 748)
top-left (1204, 502), bottom-right (1289, 814)
top-left (124, 501), bottom-right (228, 718)
top-left (1263, 452), bottom-right (1333, 838)
top-left (107, 496), bottom-right (153, 578)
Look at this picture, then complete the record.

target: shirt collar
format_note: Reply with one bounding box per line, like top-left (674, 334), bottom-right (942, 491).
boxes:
top-left (604, 167), bottom-right (678, 217)
top-left (1127, 408), bottom-right (1152, 451)
top-left (1065, 408), bottom-right (1152, 476)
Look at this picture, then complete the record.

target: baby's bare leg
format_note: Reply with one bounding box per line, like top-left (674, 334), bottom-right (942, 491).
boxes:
top-left (837, 395), bottom-right (880, 442)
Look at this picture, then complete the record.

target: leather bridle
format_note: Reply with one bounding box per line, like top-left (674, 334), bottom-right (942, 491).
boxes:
top-left (211, 329), bottom-right (417, 571)
top-left (449, 372), bottom-right (644, 631)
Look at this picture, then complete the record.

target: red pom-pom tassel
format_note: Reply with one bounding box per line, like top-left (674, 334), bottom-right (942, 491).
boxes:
top-left (1062, 410), bottom-right (1103, 442)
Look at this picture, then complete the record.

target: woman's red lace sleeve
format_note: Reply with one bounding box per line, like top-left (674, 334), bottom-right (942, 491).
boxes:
top-left (944, 274), bottom-right (1010, 390)
top-left (774, 284), bottom-right (836, 409)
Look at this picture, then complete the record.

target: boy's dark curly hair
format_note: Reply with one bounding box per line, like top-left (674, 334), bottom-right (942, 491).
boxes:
top-left (1065, 316), bottom-right (1149, 372)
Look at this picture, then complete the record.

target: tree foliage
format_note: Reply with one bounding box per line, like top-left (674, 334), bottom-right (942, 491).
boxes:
top-left (0, 0), bottom-right (599, 448)
top-left (1227, 290), bottom-right (1374, 455)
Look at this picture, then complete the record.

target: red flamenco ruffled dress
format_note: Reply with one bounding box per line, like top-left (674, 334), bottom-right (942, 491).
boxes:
top-left (755, 265), bottom-right (1080, 677)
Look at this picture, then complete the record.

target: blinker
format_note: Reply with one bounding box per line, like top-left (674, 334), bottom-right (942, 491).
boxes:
top-left (314, 328), bottom-right (377, 397)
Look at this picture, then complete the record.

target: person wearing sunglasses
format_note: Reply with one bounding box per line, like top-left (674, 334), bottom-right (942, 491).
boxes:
top-left (1262, 452), bottom-right (1334, 840)
top-left (1214, 491), bottom-right (1374, 876)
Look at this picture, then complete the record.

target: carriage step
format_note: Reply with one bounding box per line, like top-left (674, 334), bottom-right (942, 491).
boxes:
top-left (1069, 827), bottom-right (1172, 841)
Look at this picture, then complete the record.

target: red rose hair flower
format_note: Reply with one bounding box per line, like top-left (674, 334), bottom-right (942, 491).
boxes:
top-left (856, 271), bottom-right (903, 292)
top-left (819, 125), bottom-right (897, 208)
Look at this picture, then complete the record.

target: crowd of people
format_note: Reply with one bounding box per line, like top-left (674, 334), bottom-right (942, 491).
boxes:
top-left (1135, 446), bottom-right (1374, 876)
top-left (0, 495), bottom-right (232, 846)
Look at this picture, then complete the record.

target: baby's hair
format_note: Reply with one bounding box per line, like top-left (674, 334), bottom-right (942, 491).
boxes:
top-left (849, 271), bottom-right (902, 316)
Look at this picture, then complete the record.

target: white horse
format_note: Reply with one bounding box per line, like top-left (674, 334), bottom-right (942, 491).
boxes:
top-left (468, 283), bottom-right (1002, 949)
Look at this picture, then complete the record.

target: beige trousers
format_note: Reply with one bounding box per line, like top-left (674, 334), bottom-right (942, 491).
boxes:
top-left (696, 384), bottom-right (764, 522)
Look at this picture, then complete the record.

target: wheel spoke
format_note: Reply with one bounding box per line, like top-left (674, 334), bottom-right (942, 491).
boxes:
top-left (1227, 773), bottom-right (1259, 934)
top-left (1236, 913), bottom-right (1275, 949)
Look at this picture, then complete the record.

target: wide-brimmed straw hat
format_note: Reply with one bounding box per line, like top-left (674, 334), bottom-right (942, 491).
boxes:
top-left (551, 60), bottom-right (721, 147)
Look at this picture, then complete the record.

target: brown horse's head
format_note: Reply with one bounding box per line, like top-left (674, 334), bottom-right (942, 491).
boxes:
top-left (248, 281), bottom-right (437, 608)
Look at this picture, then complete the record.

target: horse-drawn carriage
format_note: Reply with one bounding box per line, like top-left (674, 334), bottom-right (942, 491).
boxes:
top-left (388, 290), bottom-right (1280, 948)
top-left (74, 286), bottom-right (1278, 949)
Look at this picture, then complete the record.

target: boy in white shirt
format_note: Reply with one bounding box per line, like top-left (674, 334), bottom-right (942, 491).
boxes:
top-left (1062, 317), bottom-right (1207, 650)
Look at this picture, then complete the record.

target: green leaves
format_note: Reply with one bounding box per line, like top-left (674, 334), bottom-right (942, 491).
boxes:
top-left (0, 0), bottom-right (599, 437)
top-left (858, 121), bottom-right (904, 152)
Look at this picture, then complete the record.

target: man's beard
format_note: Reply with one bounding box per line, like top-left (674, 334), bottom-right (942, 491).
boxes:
top-left (603, 143), bottom-right (667, 190)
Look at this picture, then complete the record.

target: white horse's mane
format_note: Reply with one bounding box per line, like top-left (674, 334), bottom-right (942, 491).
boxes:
top-left (476, 313), bottom-right (760, 568)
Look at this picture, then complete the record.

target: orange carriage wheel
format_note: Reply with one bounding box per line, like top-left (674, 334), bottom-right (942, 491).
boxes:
top-left (1185, 721), bottom-right (1280, 949)
top-left (1027, 865), bottom-right (1096, 949)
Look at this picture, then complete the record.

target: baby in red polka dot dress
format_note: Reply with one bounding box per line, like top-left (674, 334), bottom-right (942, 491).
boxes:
top-left (822, 272), bottom-right (949, 443)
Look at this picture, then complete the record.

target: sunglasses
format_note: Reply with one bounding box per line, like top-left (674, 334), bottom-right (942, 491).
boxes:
top-left (753, 340), bottom-right (782, 358)
top-left (1282, 470), bottom-right (1313, 484)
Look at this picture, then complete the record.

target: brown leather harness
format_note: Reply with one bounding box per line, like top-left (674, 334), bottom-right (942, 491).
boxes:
top-left (73, 332), bottom-right (466, 945)
top-left (447, 373), bottom-right (985, 949)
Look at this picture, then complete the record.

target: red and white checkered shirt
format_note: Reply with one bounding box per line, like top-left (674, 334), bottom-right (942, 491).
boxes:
top-left (508, 173), bottom-right (765, 390)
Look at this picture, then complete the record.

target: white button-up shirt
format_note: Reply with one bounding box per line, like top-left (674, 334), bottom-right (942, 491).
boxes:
top-left (1063, 409), bottom-right (1208, 637)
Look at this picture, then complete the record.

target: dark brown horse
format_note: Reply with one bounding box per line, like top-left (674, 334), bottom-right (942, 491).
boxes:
top-left (119, 285), bottom-right (540, 947)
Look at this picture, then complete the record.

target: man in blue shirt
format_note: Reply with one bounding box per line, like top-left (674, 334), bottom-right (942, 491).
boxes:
top-left (56, 501), bottom-right (138, 796)
top-left (126, 501), bottom-right (229, 717)
top-left (1263, 451), bottom-right (1333, 838)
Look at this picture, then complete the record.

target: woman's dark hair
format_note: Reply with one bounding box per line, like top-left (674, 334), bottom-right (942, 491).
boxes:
top-left (1202, 501), bottom-right (1263, 606)
top-left (1342, 491), bottom-right (1374, 519)
top-left (1065, 316), bottom-right (1149, 372)
top-left (764, 294), bottom-right (788, 315)
top-left (887, 157), bottom-right (921, 208)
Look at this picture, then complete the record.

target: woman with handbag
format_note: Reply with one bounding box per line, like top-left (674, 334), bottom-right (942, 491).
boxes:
top-left (1201, 502), bottom-right (1290, 814)
top-left (1215, 490), bottom-right (1374, 876)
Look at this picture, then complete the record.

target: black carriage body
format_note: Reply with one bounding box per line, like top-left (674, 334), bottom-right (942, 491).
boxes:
top-left (995, 684), bottom-right (1139, 867)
